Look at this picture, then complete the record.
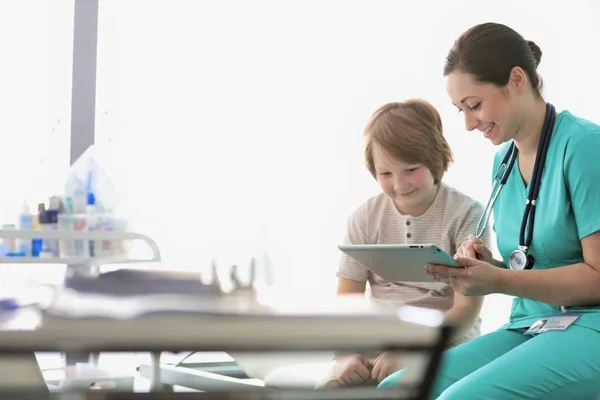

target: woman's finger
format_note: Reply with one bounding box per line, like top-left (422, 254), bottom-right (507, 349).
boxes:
top-left (453, 257), bottom-right (480, 267)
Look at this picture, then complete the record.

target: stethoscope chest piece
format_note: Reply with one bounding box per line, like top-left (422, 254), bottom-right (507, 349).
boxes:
top-left (509, 247), bottom-right (535, 270)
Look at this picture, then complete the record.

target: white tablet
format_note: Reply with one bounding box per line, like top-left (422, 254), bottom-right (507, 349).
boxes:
top-left (337, 244), bottom-right (460, 283)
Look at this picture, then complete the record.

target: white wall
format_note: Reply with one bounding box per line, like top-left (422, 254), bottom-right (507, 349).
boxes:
top-left (0, 0), bottom-right (74, 297)
top-left (0, 0), bottom-right (73, 222)
top-left (88, 0), bottom-right (600, 333)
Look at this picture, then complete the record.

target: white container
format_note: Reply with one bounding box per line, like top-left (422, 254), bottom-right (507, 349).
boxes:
top-left (58, 214), bottom-right (90, 258)
top-left (58, 214), bottom-right (128, 259)
top-left (39, 223), bottom-right (59, 258)
top-left (92, 214), bottom-right (128, 257)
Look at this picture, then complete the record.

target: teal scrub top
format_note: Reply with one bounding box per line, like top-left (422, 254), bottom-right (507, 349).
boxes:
top-left (492, 110), bottom-right (600, 332)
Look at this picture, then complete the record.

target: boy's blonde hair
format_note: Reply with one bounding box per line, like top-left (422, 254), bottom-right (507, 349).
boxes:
top-left (364, 99), bottom-right (453, 184)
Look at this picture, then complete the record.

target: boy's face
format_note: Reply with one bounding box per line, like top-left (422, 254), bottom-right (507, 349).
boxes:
top-left (372, 144), bottom-right (437, 216)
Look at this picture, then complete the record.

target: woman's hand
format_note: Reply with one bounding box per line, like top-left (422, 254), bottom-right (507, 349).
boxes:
top-left (455, 235), bottom-right (493, 264)
top-left (425, 257), bottom-right (505, 296)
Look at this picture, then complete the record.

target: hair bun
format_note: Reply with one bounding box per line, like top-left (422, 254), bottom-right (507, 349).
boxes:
top-left (527, 40), bottom-right (542, 68)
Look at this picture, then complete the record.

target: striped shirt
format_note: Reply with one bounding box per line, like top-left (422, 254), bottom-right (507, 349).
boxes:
top-left (337, 183), bottom-right (491, 342)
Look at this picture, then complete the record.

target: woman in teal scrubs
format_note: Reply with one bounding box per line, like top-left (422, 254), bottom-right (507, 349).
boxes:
top-left (379, 22), bottom-right (600, 399)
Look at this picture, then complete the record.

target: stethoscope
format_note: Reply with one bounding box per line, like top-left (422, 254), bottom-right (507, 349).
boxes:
top-left (475, 103), bottom-right (557, 270)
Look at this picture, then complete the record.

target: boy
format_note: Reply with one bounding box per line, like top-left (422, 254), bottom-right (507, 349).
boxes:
top-left (325, 99), bottom-right (490, 387)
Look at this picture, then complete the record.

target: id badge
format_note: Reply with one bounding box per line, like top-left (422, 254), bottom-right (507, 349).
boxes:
top-left (525, 314), bottom-right (581, 335)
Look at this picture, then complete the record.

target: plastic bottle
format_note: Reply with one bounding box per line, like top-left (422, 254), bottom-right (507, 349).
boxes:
top-left (39, 200), bottom-right (59, 258)
top-left (72, 191), bottom-right (87, 214)
top-left (2, 224), bottom-right (18, 256)
top-left (87, 192), bottom-right (96, 257)
top-left (31, 212), bottom-right (42, 257)
top-left (18, 202), bottom-right (33, 257)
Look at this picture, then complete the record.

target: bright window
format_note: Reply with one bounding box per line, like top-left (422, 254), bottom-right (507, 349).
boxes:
top-left (94, 0), bottom-right (600, 333)
top-left (0, 0), bottom-right (74, 296)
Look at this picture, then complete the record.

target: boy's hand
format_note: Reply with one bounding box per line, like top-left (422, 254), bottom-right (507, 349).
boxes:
top-left (334, 353), bottom-right (373, 385)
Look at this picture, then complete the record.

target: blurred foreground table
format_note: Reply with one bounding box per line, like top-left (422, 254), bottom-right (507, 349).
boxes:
top-left (0, 290), bottom-right (452, 399)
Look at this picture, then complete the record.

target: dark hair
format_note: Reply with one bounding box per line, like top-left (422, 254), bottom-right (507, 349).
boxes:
top-left (443, 23), bottom-right (543, 95)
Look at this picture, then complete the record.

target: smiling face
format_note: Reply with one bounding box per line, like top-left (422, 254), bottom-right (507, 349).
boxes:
top-left (446, 71), bottom-right (525, 146)
top-left (372, 143), bottom-right (438, 216)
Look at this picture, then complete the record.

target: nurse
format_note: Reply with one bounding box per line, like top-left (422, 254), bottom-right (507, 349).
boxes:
top-left (379, 22), bottom-right (600, 399)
